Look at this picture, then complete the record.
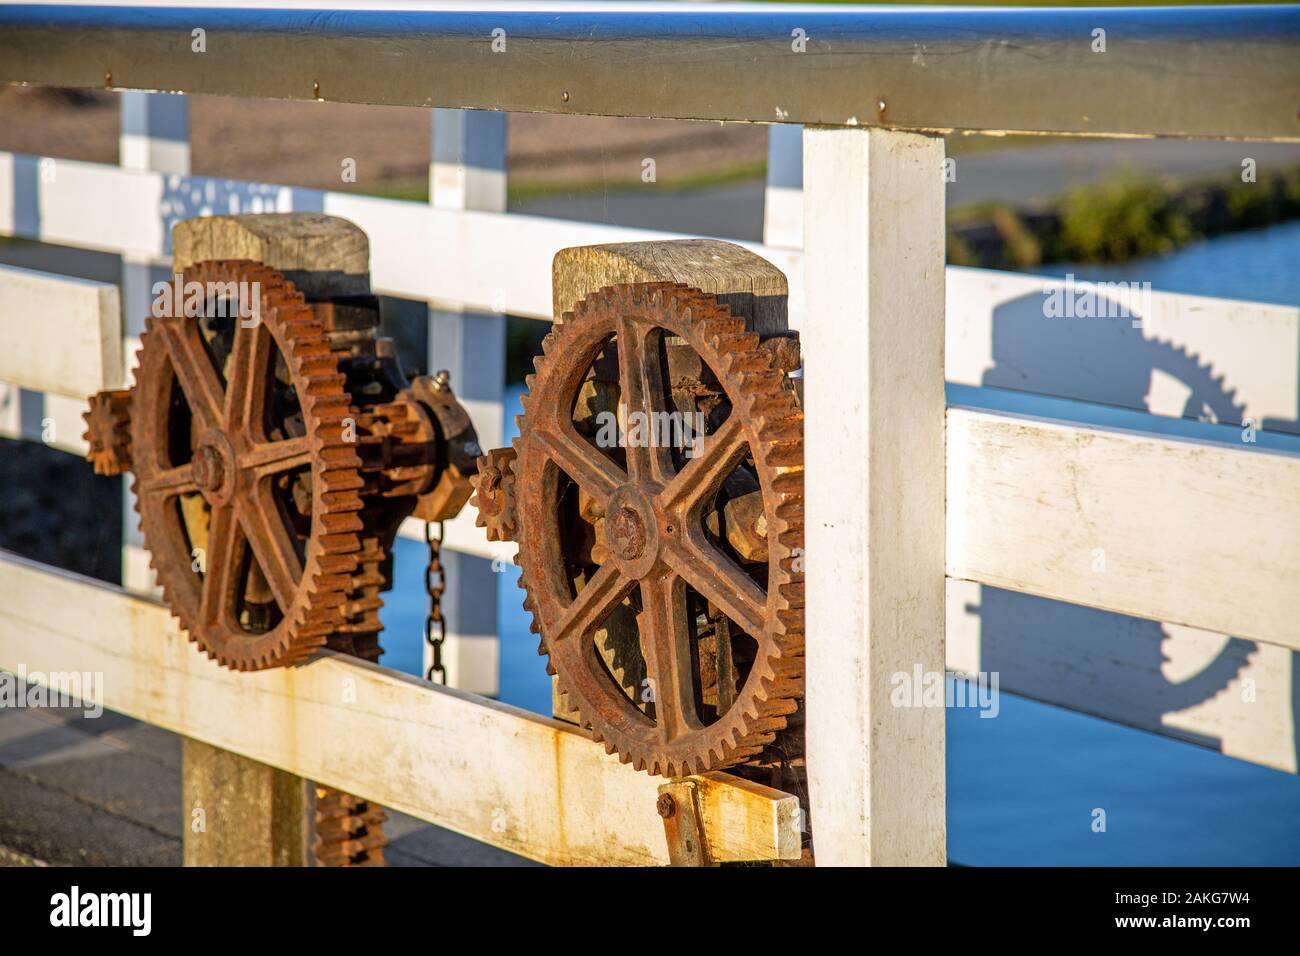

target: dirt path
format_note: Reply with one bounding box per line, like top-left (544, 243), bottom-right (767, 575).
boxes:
top-left (0, 87), bottom-right (767, 193)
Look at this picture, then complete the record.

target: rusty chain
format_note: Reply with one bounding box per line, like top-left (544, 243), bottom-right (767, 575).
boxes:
top-left (424, 519), bottom-right (447, 684)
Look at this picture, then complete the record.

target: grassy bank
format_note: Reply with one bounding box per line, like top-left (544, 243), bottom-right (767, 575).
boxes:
top-left (947, 166), bottom-right (1300, 270)
top-left (351, 158), bottom-right (768, 207)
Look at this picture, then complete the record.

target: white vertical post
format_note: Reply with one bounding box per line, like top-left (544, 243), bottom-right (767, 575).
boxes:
top-left (763, 123), bottom-right (803, 249)
top-left (120, 92), bottom-right (189, 595)
top-left (802, 127), bottom-right (947, 866)
top-left (427, 108), bottom-right (507, 695)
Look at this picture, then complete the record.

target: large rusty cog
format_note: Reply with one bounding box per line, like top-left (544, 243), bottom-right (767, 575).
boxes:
top-left (130, 260), bottom-right (367, 671)
top-left (513, 283), bottom-right (805, 777)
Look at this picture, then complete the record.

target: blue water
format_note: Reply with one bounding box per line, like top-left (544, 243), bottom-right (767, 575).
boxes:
top-left (380, 223), bottom-right (1300, 865)
top-left (1033, 219), bottom-right (1300, 307)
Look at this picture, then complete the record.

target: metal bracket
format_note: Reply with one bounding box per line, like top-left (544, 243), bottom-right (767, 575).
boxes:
top-left (656, 779), bottom-right (712, 867)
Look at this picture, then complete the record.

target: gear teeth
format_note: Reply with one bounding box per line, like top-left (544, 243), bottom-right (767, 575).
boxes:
top-left (319, 553), bottom-right (360, 574)
top-left (314, 787), bottom-right (387, 867)
top-left (322, 491), bottom-right (365, 512)
top-left (772, 472), bottom-right (803, 494)
top-left (766, 441), bottom-right (803, 467)
top-left (320, 469), bottom-right (365, 492)
top-left (305, 373), bottom-right (347, 396)
top-left (321, 512), bottom-right (365, 534)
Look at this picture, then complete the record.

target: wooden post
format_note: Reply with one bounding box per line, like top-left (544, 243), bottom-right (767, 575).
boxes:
top-left (120, 91), bottom-right (189, 596)
top-left (801, 127), bottom-right (947, 866)
top-left (173, 212), bottom-right (370, 867)
top-left (183, 740), bottom-right (312, 866)
top-left (427, 108), bottom-right (507, 695)
top-left (551, 238), bottom-right (789, 336)
top-left (170, 213), bottom-right (369, 293)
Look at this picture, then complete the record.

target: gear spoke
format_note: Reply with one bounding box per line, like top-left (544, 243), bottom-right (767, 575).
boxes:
top-left (241, 435), bottom-right (312, 478)
top-left (224, 314), bottom-right (273, 433)
top-left (638, 573), bottom-right (703, 743)
top-left (553, 562), bottom-right (634, 642)
top-left (534, 421), bottom-right (625, 501)
top-left (199, 503), bottom-right (239, 627)
top-left (160, 318), bottom-right (225, 431)
top-left (665, 531), bottom-right (767, 639)
top-left (617, 317), bottom-right (675, 485)
top-left (139, 464), bottom-right (198, 497)
top-left (237, 481), bottom-right (304, 612)
top-left (659, 414), bottom-right (748, 515)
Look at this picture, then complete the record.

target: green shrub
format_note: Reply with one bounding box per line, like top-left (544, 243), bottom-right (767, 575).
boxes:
top-left (1057, 176), bottom-right (1195, 262)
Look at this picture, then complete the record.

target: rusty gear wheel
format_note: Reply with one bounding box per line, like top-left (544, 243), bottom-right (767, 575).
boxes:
top-left (130, 260), bottom-right (366, 671)
top-left (513, 283), bottom-right (805, 777)
top-left (471, 447), bottom-right (517, 542)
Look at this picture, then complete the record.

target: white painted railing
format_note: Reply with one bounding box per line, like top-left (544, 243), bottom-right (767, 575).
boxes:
top-left (2, 2), bottom-right (1299, 866)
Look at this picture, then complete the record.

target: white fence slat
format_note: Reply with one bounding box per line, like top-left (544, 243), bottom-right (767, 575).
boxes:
top-left (0, 152), bottom-right (804, 322)
top-left (0, 263), bottom-right (121, 396)
top-left (947, 402), bottom-right (1300, 648)
top-left (946, 579), bottom-right (1298, 775)
top-left (4, 151), bottom-right (1299, 373)
top-left (945, 267), bottom-right (1300, 435)
top-left (120, 91), bottom-right (190, 176)
top-left (0, 389), bottom-right (89, 455)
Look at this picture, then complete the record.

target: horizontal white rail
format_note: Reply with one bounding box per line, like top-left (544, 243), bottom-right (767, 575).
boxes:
top-left (944, 267), bottom-right (1300, 435)
top-left (0, 263), bottom-right (122, 397)
top-left (8, 151), bottom-right (1298, 379)
top-left (0, 152), bottom-right (804, 323)
top-left (947, 578), bottom-right (1298, 775)
top-left (948, 398), bottom-right (1300, 649)
top-left (0, 550), bottom-right (801, 866)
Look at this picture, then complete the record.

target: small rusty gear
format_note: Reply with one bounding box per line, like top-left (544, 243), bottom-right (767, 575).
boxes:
top-left (130, 260), bottom-right (367, 671)
top-left (512, 283), bottom-right (805, 777)
top-left (471, 447), bottom-right (517, 542)
top-left (83, 388), bottom-right (132, 475)
top-left (314, 786), bottom-right (388, 866)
